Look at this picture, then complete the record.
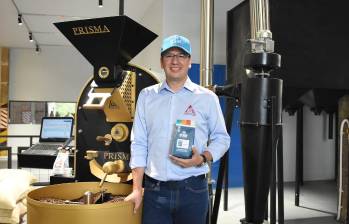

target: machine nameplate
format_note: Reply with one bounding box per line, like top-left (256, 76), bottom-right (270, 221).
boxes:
top-left (72, 25), bottom-right (111, 35)
top-left (103, 151), bottom-right (130, 161)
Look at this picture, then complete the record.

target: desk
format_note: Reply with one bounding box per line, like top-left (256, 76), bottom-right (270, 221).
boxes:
top-left (0, 146), bottom-right (11, 168)
top-left (17, 148), bottom-right (75, 185)
top-left (17, 148), bottom-right (74, 169)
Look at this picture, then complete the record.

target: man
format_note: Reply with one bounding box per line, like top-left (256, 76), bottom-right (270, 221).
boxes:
top-left (125, 35), bottom-right (230, 224)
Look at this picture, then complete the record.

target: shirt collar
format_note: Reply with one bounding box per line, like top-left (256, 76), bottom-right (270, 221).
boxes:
top-left (159, 77), bottom-right (196, 93)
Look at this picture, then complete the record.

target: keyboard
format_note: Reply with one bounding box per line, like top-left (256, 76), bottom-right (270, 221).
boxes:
top-left (22, 144), bottom-right (62, 156)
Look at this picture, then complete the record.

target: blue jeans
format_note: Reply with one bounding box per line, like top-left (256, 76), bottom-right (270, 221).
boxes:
top-left (142, 175), bottom-right (209, 224)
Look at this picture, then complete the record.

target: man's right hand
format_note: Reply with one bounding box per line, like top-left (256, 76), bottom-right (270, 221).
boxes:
top-left (124, 189), bottom-right (143, 214)
top-left (125, 167), bottom-right (144, 213)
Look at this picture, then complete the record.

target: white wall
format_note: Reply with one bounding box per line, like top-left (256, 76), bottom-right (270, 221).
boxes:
top-left (303, 107), bottom-right (335, 180)
top-left (282, 111), bottom-right (297, 182)
top-left (283, 107), bottom-right (336, 182)
top-left (9, 46), bottom-right (92, 102)
top-left (163, 1), bottom-right (200, 62)
top-left (7, 124), bottom-right (41, 153)
top-left (131, 0), bottom-right (164, 77)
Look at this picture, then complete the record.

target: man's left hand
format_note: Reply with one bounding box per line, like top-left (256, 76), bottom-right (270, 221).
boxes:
top-left (169, 146), bottom-right (203, 168)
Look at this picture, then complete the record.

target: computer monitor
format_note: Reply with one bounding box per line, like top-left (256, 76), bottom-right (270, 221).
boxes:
top-left (39, 117), bottom-right (74, 142)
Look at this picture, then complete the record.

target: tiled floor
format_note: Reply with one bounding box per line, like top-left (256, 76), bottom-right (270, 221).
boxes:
top-left (216, 181), bottom-right (338, 224)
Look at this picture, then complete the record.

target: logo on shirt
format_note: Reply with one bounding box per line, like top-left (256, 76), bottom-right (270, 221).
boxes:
top-left (184, 105), bottom-right (196, 116)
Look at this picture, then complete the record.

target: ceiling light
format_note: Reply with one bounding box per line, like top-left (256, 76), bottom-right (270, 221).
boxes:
top-left (18, 14), bottom-right (22, 25)
top-left (98, 0), bottom-right (103, 7)
top-left (29, 32), bottom-right (33, 42)
top-left (35, 45), bottom-right (40, 53)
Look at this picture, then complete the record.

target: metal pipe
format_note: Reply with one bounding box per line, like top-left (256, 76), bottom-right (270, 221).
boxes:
top-left (329, 113), bottom-right (334, 139)
top-left (337, 119), bottom-right (349, 220)
top-left (256, 1), bottom-right (264, 34)
top-left (119, 0), bottom-right (124, 16)
top-left (249, 1), bottom-right (256, 39)
top-left (277, 128), bottom-right (284, 224)
top-left (295, 106), bottom-right (303, 206)
top-left (270, 96), bottom-right (276, 224)
top-left (262, 1), bottom-right (268, 30)
top-left (265, 0), bottom-right (270, 31)
top-left (200, 0), bottom-right (214, 87)
top-left (249, 0), bottom-right (271, 38)
top-left (211, 153), bottom-right (226, 224)
top-left (335, 111), bottom-right (339, 182)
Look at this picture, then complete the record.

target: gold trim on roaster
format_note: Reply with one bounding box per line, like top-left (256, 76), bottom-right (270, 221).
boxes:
top-left (103, 89), bottom-right (132, 122)
top-left (131, 71), bottom-right (136, 118)
top-left (89, 159), bottom-right (132, 183)
top-left (119, 71), bottom-right (136, 119)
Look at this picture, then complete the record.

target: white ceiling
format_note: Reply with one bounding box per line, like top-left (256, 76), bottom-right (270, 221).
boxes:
top-left (0, 0), bottom-right (157, 49)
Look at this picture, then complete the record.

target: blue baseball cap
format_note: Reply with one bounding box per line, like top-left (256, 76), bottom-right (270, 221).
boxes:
top-left (161, 35), bottom-right (192, 56)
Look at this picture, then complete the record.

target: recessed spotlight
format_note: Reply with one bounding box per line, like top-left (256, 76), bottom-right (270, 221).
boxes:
top-left (29, 32), bottom-right (33, 42)
top-left (35, 45), bottom-right (40, 53)
top-left (18, 14), bottom-right (23, 25)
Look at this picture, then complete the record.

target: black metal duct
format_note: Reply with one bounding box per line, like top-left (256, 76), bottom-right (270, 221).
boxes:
top-left (240, 77), bottom-right (282, 223)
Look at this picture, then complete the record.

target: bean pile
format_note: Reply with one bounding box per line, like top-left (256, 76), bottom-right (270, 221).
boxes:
top-left (38, 195), bottom-right (126, 205)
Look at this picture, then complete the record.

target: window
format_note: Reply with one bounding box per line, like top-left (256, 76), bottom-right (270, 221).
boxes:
top-left (9, 101), bottom-right (76, 124)
top-left (47, 102), bottom-right (75, 118)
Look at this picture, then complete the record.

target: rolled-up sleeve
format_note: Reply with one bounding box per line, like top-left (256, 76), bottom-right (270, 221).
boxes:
top-left (130, 90), bottom-right (148, 169)
top-left (206, 94), bottom-right (231, 162)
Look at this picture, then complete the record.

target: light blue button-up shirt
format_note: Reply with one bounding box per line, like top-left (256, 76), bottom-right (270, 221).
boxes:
top-left (130, 77), bottom-right (230, 181)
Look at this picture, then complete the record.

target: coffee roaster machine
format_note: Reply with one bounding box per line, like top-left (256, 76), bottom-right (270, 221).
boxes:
top-left (27, 16), bottom-right (159, 224)
top-left (54, 16), bottom-right (159, 183)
